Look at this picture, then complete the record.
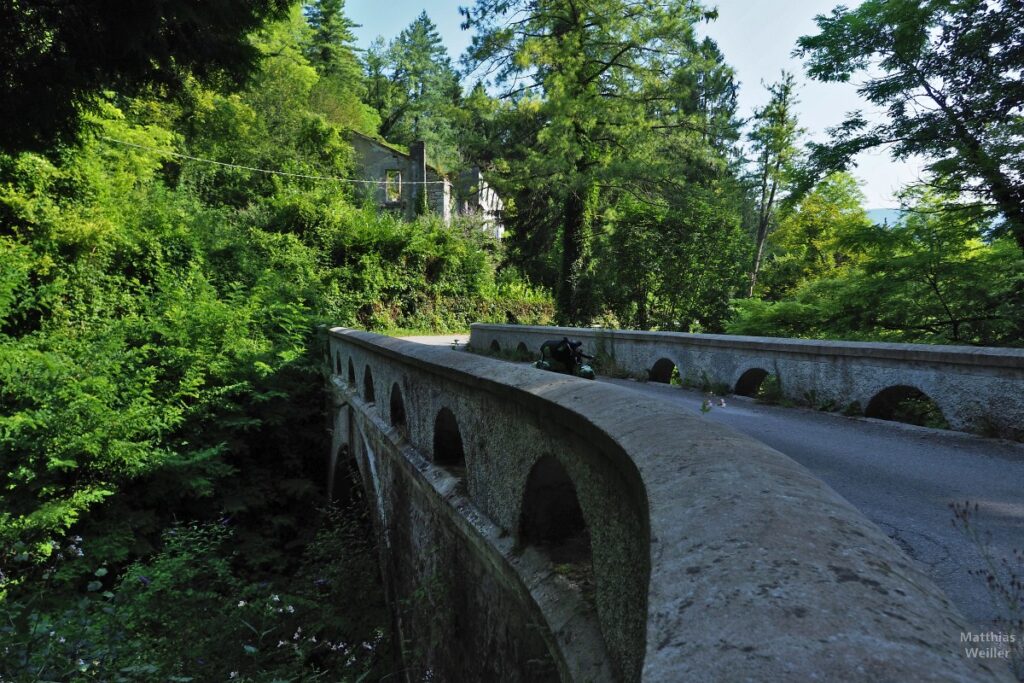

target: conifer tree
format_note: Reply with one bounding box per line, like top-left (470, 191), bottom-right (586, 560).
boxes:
top-left (303, 0), bottom-right (379, 132)
top-left (366, 12), bottom-right (463, 168)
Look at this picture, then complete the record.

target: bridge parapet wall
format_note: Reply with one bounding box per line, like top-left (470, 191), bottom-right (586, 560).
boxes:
top-left (471, 323), bottom-right (1024, 438)
top-left (329, 327), bottom-right (1012, 682)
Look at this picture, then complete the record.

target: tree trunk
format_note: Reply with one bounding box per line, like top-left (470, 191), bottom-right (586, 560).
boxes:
top-left (979, 169), bottom-right (1024, 252)
top-left (558, 188), bottom-right (588, 324)
top-left (748, 161), bottom-right (780, 296)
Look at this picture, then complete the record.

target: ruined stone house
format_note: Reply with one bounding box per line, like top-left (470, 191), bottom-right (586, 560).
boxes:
top-left (348, 131), bottom-right (504, 238)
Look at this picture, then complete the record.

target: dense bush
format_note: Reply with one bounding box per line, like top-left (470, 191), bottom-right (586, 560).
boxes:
top-left (729, 186), bottom-right (1024, 347)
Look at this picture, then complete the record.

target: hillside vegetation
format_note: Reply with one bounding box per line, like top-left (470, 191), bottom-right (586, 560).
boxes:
top-left (0, 6), bottom-right (547, 681)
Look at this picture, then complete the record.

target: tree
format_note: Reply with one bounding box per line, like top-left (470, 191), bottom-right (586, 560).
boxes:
top-left (839, 189), bottom-right (1022, 344)
top-left (304, 0), bottom-right (361, 83)
top-left (729, 188), bottom-right (1024, 346)
top-left (461, 0), bottom-right (739, 324)
top-left (746, 72), bottom-right (803, 296)
top-left (757, 172), bottom-right (870, 299)
top-left (596, 189), bottom-right (749, 331)
top-left (0, 0), bottom-right (290, 153)
top-left (303, 0), bottom-right (380, 132)
top-left (365, 12), bottom-right (463, 169)
top-left (796, 0), bottom-right (1024, 252)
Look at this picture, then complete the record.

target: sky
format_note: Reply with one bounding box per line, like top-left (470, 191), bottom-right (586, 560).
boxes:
top-left (345, 1), bottom-right (925, 208)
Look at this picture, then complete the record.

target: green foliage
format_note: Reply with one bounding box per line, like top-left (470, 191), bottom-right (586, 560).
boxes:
top-left (747, 72), bottom-right (805, 296)
top-left (842, 401), bottom-right (863, 417)
top-left (365, 12), bottom-right (464, 171)
top-left (595, 191), bottom-right (748, 331)
top-left (796, 0), bottom-right (1024, 252)
top-left (303, 1), bottom-right (381, 133)
top-left (1, 512), bottom-right (391, 682)
top-left (729, 185), bottom-right (1024, 347)
top-left (890, 397), bottom-right (950, 430)
top-left (462, 0), bottom-right (747, 324)
top-left (757, 172), bottom-right (871, 300)
top-left (755, 373), bottom-right (784, 404)
top-left (0, 0), bottom-right (291, 153)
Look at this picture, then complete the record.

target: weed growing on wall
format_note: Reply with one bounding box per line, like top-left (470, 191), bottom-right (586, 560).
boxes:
top-left (755, 373), bottom-right (784, 404)
top-left (802, 389), bottom-right (837, 412)
top-left (950, 501), bottom-right (1024, 680)
top-left (892, 397), bottom-right (950, 430)
top-left (590, 331), bottom-right (631, 379)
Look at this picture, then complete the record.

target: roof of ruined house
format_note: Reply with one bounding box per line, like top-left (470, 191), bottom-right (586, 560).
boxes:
top-left (347, 130), bottom-right (446, 176)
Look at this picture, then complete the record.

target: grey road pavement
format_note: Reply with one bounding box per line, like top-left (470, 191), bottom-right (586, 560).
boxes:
top-left (600, 377), bottom-right (1024, 630)
top-left (400, 335), bottom-right (1024, 630)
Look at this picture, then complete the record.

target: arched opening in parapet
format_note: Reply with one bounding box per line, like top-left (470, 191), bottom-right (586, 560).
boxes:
top-left (347, 358), bottom-right (356, 384)
top-left (735, 368), bottom-right (769, 397)
top-left (866, 385), bottom-right (948, 429)
top-left (363, 365), bottom-right (375, 403)
top-left (649, 358), bottom-right (676, 384)
top-left (516, 341), bottom-right (532, 360)
top-left (334, 351), bottom-right (342, 375)
top-left (520, 455), bottom-right (592, 572)
top-left (490, 339), bottom-right (501, 353)
top-left (390, 382), bottom-right (407, 437)
top-left (433, 407), bottom-right (465, 470)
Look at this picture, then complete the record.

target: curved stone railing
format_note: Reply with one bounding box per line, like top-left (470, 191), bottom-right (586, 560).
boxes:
top-left (471, 323), bottom-right (1024, 439)
top-left (328, 327), bottom-right (1013, 682)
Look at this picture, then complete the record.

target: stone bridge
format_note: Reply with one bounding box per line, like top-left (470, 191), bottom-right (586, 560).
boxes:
top-left (472, 323), bottom-right (1024, 439)
top-left (327, 327), bottom-right (1014, 682)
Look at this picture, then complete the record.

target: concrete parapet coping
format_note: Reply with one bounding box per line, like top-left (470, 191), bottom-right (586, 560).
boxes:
top-left (471, 323), bottom-right (1024, 369)
top-left (329, 327), bottom-right (1013, 681)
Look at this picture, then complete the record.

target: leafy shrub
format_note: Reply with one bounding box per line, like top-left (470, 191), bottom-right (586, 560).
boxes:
top-left (890, 397), bottom-right (949, 430)
top-left (0, 507), bottom-right (392, 682)
top-left (755, 373), bottom-right (784, 404)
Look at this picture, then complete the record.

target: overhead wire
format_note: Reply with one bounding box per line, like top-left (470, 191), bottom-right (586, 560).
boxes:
top-left (97, 135), bottom-right (450, 186)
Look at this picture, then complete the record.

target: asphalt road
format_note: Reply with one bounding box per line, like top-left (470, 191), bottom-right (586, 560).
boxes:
top-left (602, 377), bottom-right (1024, 630)
top-left (401, 335), bottom-right (1024, 629)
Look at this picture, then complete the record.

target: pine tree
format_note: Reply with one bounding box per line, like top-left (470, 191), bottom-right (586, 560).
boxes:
top-left (366, 12), bottom-right (462, 169)
top-left (303, 0), bottom-right (379, 132)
